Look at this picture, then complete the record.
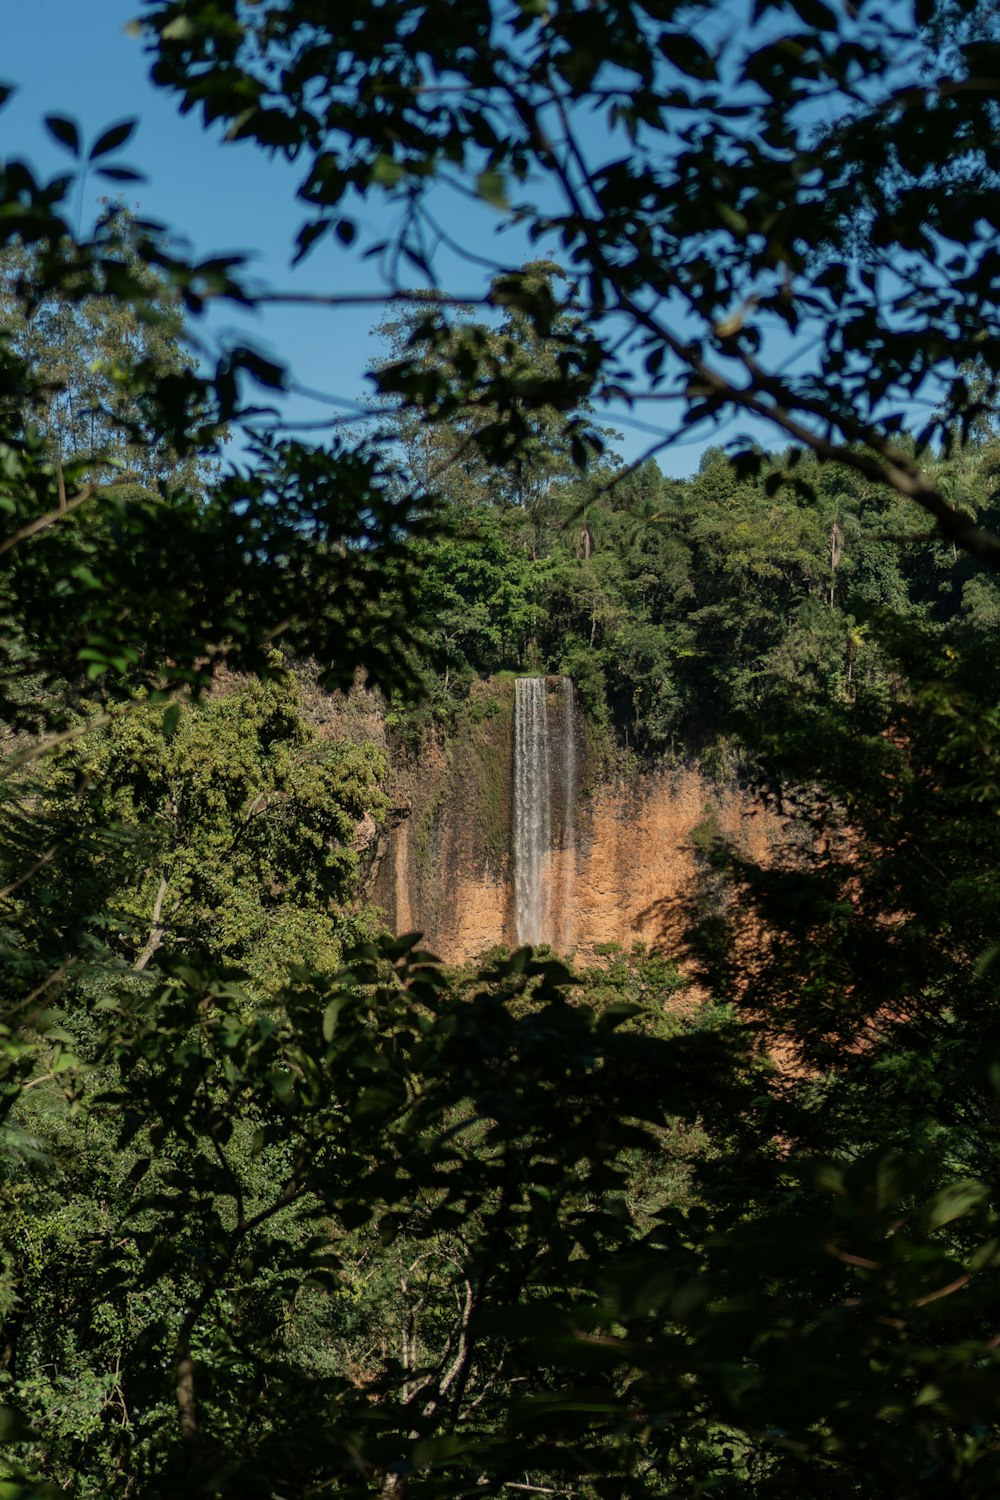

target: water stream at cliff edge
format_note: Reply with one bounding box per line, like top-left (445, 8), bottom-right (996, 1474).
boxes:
top-left (560, 676), bottom-right (576, 950)
top-left (514, 677), bottom-right (552, 945)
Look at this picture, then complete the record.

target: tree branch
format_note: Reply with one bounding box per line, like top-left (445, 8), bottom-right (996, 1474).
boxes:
top-left (133, 874), bottom-right (170, 971)
top-left (0, 483), bottom-right (96, 558)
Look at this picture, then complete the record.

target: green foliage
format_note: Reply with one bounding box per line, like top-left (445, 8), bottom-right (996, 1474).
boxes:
top-left (397, 433), bottom-right (1000, 763)
top-left (411, 505), bottom-right (535, 687)
top-left (3, 943), bottom-right (755, 1498)
top-left (38, 670), bottom-right (389, 990)
top-left (373, 271), bottom-right (608, 534)
top-left (8, 2), bottom-right (1000, 1496)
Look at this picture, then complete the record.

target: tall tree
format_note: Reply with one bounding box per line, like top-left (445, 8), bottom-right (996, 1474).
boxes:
top-left (374, 263), bottom-right (609, 553)
top-left (0, 204), bottom-right (209, 495)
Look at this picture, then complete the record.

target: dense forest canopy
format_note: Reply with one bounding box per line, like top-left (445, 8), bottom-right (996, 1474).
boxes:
top-left (5, 1), bottom-right (1000, 1497)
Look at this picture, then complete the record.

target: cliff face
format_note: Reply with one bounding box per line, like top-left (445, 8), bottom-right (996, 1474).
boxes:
top-left (369, 676), bottom-right (777, 965)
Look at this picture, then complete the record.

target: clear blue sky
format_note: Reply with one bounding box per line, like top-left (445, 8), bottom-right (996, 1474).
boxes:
top-left (2, 1), bottom-right (428, 441)
top-left (1, 1), bottom-right (762, 474)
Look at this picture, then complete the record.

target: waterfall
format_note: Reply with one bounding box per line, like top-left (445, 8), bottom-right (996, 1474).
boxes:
top-left (514, 677), bottom-right (551, 946)
top-left (513, 675), bottom-right (577, 948)
top-left (559, 676), bottom-right (577, 950)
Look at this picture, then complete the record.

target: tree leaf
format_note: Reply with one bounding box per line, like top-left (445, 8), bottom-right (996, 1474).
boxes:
top-left (476, 168), bottom-right (508, 209)
top-left (89, 120), bottom-right (137, 159)
top-left (44, 115), bottom-right (81, 155)
top-left (921, 1180), bottom-right (988, 1231)
top-left (96, 166), bottom-right (145, 183)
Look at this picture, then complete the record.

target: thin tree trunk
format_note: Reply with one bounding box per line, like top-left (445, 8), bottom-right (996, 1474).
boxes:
top-left (134, 875), bottom-right (169, 971)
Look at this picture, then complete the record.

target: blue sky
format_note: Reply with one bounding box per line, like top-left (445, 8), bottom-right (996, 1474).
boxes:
top-left (1, 1), bottom-right (762, 475)
top-left (2, 1), bottom-right (420, 439)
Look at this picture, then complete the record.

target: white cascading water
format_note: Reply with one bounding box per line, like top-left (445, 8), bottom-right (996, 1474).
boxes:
top-left (559, 676), bottom-right (576, 950)
top-left (514, 677), bottom-right (551, 945)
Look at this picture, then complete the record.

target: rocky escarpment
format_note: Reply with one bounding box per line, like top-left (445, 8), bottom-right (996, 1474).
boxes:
top-left (369, 675), bottom-right (778, 965)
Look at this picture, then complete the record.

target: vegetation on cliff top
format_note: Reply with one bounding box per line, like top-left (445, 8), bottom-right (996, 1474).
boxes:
top-left (396, 413), bottom-right (1000, 766)
top-left (6, 1), bottom-right (1000, 1496)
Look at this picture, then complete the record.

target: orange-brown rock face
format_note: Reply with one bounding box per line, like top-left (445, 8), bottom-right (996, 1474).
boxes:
top-left (375, 769), bottom-right (773, 964)
top-left (369, 677), bottom-right (777, 966)
top-left (561, 769), bottom-right (773, 960)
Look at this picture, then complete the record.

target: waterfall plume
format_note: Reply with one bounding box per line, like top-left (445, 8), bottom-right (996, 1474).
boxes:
top-left (514, 676), bottom-right (551, 946)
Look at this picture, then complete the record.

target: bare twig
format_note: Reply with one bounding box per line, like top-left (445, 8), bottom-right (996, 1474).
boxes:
top-left (0, 483), bottom-right (96, 557)
top-left (0, 843), bottom-right (58, 903)
top-left (1, 712), bottom-right (114, 776)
